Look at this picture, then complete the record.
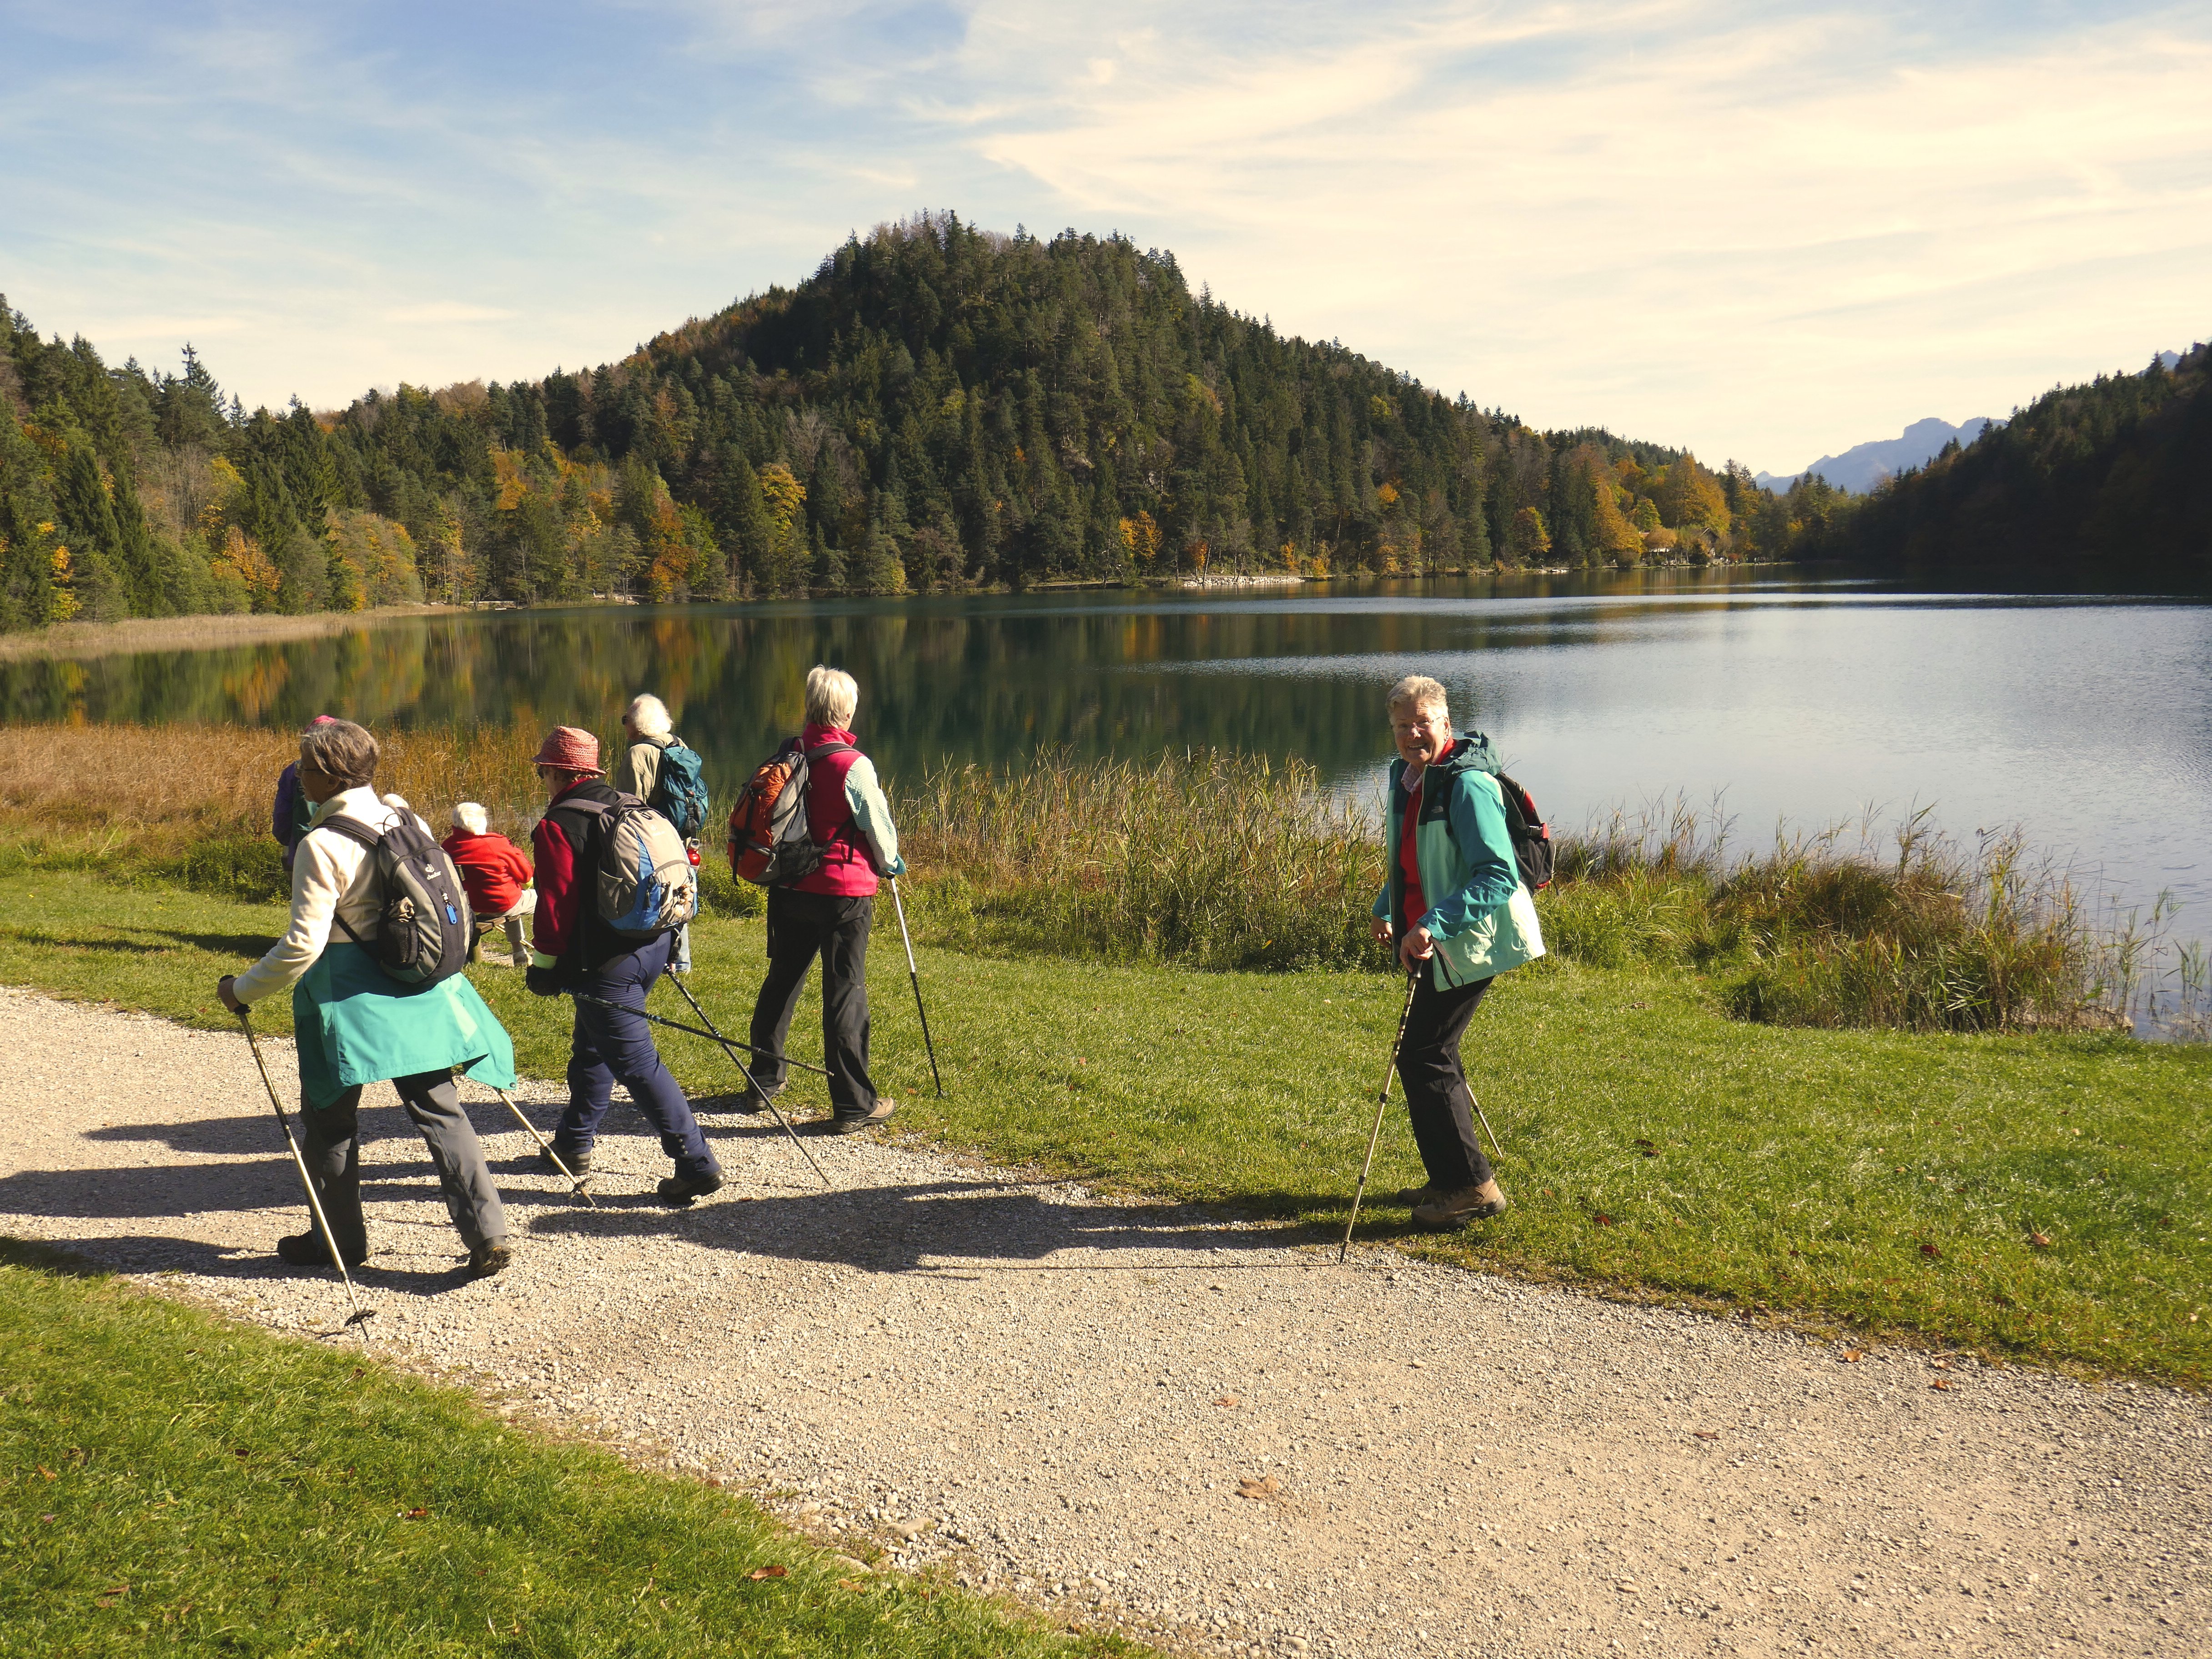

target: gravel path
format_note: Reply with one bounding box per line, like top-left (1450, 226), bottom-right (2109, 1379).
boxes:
top-left (2, 986), bottom-right (2207, 1657)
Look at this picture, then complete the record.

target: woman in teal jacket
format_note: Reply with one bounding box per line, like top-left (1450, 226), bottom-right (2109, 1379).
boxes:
top-left (218, 719), bottom-right (518, 1277)
top-left (1369, 674), bottom-right (1544, 1229)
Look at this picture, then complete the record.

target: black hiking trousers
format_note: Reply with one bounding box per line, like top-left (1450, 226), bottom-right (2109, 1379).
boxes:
top-left (749, 888), bottom-right (879, 1119)
top-left (1396, 970), bottom-right (1497, 1193)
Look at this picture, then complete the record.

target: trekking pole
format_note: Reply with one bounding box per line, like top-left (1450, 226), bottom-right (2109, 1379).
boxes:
top-left (656, 977), bottom-right (833, 1190)
top-left (487, 1086), bottom-right (595, 1206)
top-left (236, 1010), bottom-right (373, 1340)
top-left (1338, 971), bottom-right (1421, 1265)
top-left (565, 993), bottom-right (830, 1075)
top-left (1470, 1094), bottom-right (1505, 1163)
top-left (889, 877), bottom-right (944, 1098)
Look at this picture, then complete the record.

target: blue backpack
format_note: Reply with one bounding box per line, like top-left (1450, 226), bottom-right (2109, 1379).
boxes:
top-left (651, 738), bottom-right (710, 840)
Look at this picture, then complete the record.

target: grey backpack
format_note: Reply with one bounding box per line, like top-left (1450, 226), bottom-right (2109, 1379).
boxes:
top-left (319, 814), bottom-right (473, 988)
top-left (570, 793), bottom-right (699, 940)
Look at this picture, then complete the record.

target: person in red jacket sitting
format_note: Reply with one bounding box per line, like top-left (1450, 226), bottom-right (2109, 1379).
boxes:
top-left (441, 803), bottom-right (535, 967)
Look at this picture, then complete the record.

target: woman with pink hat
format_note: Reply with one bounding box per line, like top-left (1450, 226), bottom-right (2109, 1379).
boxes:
top-left (523, 725), bottom-right (721, 1203)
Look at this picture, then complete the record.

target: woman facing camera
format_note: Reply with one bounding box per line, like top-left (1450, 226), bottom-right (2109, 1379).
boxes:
top-left (1369, 675), bottom-right (1544, 1230)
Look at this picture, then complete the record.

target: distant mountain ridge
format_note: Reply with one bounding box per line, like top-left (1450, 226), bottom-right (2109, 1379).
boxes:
top-left (1756, 416), bottom-right (2001, 495)
top-left (1790, 342), bottom-right (2210, 571)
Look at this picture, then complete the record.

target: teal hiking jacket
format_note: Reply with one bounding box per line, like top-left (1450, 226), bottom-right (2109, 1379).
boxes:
top-left (1372, 732), bottom-right (1546, 990)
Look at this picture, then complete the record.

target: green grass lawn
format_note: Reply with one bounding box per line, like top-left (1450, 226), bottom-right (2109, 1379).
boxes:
top-left (0, 1240), bottom-right (1136, 1659)
top-left (2, 869), bottom-right (2207, 1387)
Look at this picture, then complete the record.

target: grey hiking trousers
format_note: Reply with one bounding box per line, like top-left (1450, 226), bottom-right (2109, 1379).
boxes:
top-left (299, 1069), bottom-right (507, 1259)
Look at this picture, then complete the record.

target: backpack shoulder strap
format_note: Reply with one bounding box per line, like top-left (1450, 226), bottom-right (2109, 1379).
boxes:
top-left (804, 740), bottom-right (855, 761)
top-left (314, 814), bottom-right (384, 851)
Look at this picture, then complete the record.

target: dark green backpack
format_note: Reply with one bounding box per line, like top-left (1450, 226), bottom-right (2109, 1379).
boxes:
top-left (651, 738), bottom-right (711, 840)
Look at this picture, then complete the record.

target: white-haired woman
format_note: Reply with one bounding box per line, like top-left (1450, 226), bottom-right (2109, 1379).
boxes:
top-left (1369, 674), bottom-right (1544, 1229)
top-left (745, 664), bottom-right (905, 1132)
top-left (618, 692), bottom-right (708, 972)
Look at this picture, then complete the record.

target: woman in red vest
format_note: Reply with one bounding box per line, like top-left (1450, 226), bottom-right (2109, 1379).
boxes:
top-left (744, 665), bottom-right (906, 1132)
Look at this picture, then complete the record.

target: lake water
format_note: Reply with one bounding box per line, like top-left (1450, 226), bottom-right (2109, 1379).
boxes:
top-left (6, 566), bottom-right (2208, 986)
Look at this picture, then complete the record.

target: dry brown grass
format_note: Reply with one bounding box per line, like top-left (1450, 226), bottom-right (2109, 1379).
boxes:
top-left (0, 721), bottom-right (551, 846)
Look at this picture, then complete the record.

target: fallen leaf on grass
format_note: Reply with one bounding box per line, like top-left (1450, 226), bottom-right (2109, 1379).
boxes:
top-left (747, 1565), bottom-right (788, 1581)
top-left (36, 1466), bottom-right (54, 1481)
top-left (2030, 1232), bottom-right (2052, 1248)
top-left (1634, 1138), bottom-right (1658, 1157)
top-left (399, 1507), bottom-right (429, 1520)
top-left (1692, 1430), bottom-right (1719, 1441)
top-left (1236, 1475), bottom-right (1282, 1500)
top-left (1594, 1213), bottom-right (1615, 1227)
top-left (837, 1579), bottom-right (866, 1591)
top-left (1919, 1243), bottom-right (1942, 1259)
top-left (1214, 1395), bottom-right (1241, 1408)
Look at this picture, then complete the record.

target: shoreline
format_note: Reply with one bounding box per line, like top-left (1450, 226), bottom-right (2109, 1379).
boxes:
top-left (0, 603), bottom-right (465, 663)
top-left (0, 562), bottom-right (1797, 661)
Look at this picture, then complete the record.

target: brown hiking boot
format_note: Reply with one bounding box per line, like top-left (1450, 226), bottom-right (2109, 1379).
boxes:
top-left (1412, 1180), bottom-right (1509, 1230)
top-left (1394, 1184), bottom-right (1436, 1207)
top-left (829, 1098), bottom-right (897, 1135)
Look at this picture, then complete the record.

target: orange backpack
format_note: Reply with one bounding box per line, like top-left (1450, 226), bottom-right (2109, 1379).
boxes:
top-left (726, 738), bottom-right (852, 887)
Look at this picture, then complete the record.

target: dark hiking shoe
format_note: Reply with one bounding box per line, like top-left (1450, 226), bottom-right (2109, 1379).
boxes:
top-left (467, 1240), bottom-right (513, 1278)
top-left (658, 1168), bottom-right (724, 1204)
top-left (829, 1098), bottom-right (898, 1135)
top-left (276, 1232), bottom-right (367, 1270)
top-left (1412, 1180), bottom-right (1509, 1231)
top-left (539, 1145), bottom-right (592, 1176)
top-left (733, 1084), bottom-right (779, 1115)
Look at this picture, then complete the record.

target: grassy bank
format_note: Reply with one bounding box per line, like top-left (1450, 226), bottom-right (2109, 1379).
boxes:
top-left (10, 721), bottom-right (2184, 1035)
top-left (0, 1240), bottom-right (1132, 1659)
top-left (1, 868), bottom-right (2205, 1388)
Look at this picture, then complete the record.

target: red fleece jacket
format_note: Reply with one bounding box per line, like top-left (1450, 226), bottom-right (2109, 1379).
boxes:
top-left (441, 829), bottom-right (533, 916)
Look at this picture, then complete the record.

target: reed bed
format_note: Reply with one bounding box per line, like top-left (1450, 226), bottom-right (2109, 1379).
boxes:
top-left (901, 748), bottom-right (1382, 970)
top-left (1545, 799), bottom-right (2126, 1033)
top-left (0, 724), bottom-right (2193, 1034)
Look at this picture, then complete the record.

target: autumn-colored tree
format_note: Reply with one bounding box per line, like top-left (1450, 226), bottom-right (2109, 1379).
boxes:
top-left (1508, 505), bottom-right (1551, 563)
top-left (1653, 451), bottom-right (1731, 533)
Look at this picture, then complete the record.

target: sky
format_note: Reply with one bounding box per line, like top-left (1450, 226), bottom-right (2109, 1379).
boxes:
top-left (3, 0), bottom-right (2209, 476)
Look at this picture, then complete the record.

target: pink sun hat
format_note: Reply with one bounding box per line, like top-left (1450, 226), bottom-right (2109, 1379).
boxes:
top-left (531, 726), bottom-right (603, 774)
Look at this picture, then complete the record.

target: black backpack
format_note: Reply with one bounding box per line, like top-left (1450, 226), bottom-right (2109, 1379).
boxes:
top-left (1495, 772), bottom-right (1553, 892)
top-left (318, 814), bottom-right (474, 988)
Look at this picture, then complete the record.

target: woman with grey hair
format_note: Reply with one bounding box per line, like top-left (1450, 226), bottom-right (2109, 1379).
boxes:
top-left (1369, 674), bottom-right (1544, 1229)
top-left (216, 718), bottom-right (517, 1277)
top-left (745, 664), bottom-right (906, 1132)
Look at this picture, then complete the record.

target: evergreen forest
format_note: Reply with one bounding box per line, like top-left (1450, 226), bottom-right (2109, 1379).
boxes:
top-left (1787, 343), bottom-right (2211, 573)
top-left (4, 214), bottom-right (2202, 634)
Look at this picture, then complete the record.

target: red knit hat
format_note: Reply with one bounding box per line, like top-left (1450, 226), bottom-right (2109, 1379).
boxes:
top-left (531, 726), bottom-right (603, 774)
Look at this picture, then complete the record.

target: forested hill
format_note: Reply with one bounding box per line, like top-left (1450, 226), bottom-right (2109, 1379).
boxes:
top-left (5, 215), bottom-right (1784, 630)
top-left (1791, 343), bottom-right (2210, 573)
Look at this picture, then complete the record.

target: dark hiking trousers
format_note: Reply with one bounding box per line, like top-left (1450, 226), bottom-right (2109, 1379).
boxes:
top-left (299, 1069), bottom-right (507, 1259)
top-left (554, 930), bottom-right (719, 1180)
top-left (1396, 970), bottom-right (1497, 1193)
top-left (749, 888), bottom-right (878, 1118)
